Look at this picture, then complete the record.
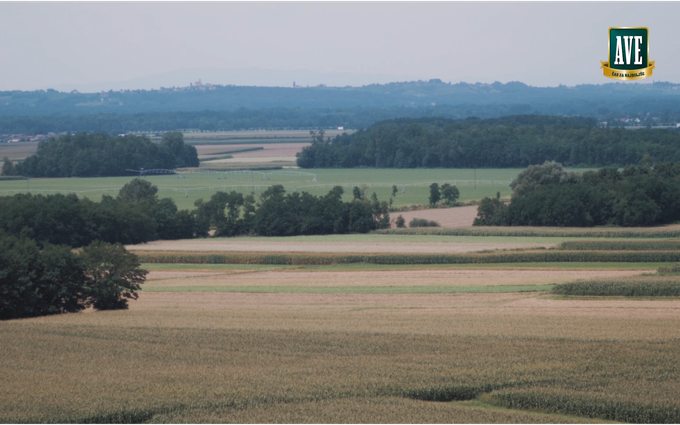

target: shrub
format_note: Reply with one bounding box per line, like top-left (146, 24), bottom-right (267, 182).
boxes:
top-left (409, 218), bottom-right (440, 228)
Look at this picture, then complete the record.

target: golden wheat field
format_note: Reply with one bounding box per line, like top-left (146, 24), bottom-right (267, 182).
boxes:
top-left (2, 260), bottom-right (680, 423)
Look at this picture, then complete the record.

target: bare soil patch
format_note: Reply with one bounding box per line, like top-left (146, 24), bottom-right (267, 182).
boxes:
top-left (195, 143), bottom-right (310, 158)
top-left (393, 205), bottom-right (479, 228)
top-left (129, 239), bottom-right (554, 253)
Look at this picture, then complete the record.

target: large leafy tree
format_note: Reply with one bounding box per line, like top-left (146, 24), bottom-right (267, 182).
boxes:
top-left (80, 241), bottom-right (147, 311)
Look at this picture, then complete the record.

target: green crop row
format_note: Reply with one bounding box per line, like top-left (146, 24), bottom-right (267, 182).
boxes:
top-left (552, 276), bottom-right (680, 297)
top-left (657, 263), bottom-right (680, 274)
top-left (375, 227), bottom-right (680, 238)
top-left (488, 388), bottom-right (680, 423)
top-left (137, 250), bottom-right (680, 265)
top-left (559, 240), bottom-right (680, 251)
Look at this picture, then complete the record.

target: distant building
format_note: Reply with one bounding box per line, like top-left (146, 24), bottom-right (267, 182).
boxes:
top-left (337, 127), bottom-right (344, 131)
top-left (71, 89), bottom-right (80, 94)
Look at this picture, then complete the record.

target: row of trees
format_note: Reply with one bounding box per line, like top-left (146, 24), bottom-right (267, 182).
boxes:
top-left (194, 185), bottom-right (390, 237)
top-left (17, 131), bottom-right (198, 177)
top-left (0, 179), bottom-right (392, 247)
top-left (1, 235), bottom-right (146, 320)
top-left (296, 116), bottom-right (680, 169)
top-left (0, 179), bottom-right (194, 247)
top-left (474, 161), bottom-right (680, 227)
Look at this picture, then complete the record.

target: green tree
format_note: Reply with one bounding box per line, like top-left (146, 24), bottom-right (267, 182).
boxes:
top-left (2, 157), bottom-right (15, 176)
top-left (510, 161), bottom-right (580, 198)
top-left (0, 235), bottom-right (87, 320)
top-left (429, 183), bottom-right (441, 207)
top-left (440, 183), bottom-right (460, 205)
top-left (395, 215), bottom-right (406, 228)
top-left (391, 185), bottom-right (398, 197)
top-left (352, 186), bottom-right (363, 200)
top-left (117, 178), bottom-right (158, 204)
top-left (80, 241), bottom-right (147, 310)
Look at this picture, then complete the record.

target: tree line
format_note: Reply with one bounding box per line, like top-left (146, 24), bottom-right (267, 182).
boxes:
top-left (474, 161), bottom-right (680, 227)
top-left (1, 236), bottom-right (146, 320)
top-left (16, 131), bottom-right (198, 177)
top-left (296, 115), bottom-right (680, 169)
top-left (1, 179), bottom-right (392, 320)
top-left (0, 179), bottom-right (392, 248)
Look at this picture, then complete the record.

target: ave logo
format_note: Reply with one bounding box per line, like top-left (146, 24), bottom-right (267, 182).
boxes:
top-left (601, 27), bottom-right (655, 80)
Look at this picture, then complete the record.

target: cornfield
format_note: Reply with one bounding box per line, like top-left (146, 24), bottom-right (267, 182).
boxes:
top-left (138, 250), bottom-right (680, 265)
top-left (488, 389), bottom-right (680, 423)
top-left (559, 240), bottom-right (680, 251)
top-left (552, 276), bottom-right (680, 296)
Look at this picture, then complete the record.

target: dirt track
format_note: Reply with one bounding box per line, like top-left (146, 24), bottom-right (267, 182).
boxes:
top-left (392, 205), bottom-right (479, 228)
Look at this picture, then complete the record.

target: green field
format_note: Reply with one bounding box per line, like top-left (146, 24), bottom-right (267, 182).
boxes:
top-left (0, 168), bottom-right (562, 210)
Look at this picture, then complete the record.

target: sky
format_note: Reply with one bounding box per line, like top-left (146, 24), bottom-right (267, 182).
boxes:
top-left (1, 2), bottom-right (679, 92)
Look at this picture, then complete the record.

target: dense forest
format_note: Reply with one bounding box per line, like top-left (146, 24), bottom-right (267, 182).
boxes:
top-left (17, 132), bottom-right (198, 177)
top-left (474, 161), bottom-right (680, 227)
top-left (296, 116), bottom-right (680, 169)
top-left (1, 80), bottom-right (680, 133)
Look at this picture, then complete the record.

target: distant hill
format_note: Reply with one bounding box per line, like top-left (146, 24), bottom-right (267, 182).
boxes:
top-left (1, 80), bottom-right (680, 134)
top-left (3, 80), bottom-right (680, 116)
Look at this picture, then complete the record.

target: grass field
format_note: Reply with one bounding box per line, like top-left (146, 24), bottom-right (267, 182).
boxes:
top-left (0, 168), bottom-right (554, 210)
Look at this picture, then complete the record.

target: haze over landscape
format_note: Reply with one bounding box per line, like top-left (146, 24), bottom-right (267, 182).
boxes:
top-left (5, 3), bottom-right (680, 424)
top-left (2, 2), bottom-right (679, 92)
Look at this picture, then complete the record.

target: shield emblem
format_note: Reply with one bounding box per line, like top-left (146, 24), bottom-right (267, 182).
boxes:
top-left (601, 27), bottom-right (655, 80)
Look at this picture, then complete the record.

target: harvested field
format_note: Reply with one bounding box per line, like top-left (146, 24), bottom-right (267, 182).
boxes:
top-left (128, 239), bottom-right (555, 254)
top-left (195, 143), bottom-right (310, 159)
top-left (392, 205), bottom-right (479, 228)
top-left (144, 268), bottom-right (646, 289)
top-left (0, 141), bottom-right (39, 161)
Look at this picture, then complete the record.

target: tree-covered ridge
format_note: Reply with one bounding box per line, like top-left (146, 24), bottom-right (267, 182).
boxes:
top-left (17, 131), bottom-right (198, 177)
top-left (296, 115), bottom-right (680, 169)
top-left (3, 80), bottom-right (680, 116)
top-left (474, 161), bottom-right (680, 228)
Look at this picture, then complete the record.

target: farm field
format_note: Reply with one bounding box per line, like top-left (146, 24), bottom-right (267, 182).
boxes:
top-left (173, 129), bottom-right (353, 145)
top-left (2, 261), bottom-right (680, 423)
top-left (0, 168), bottom-right (548, 210)
top-left (0, 141), bottom-right (39, 161)
top-left (4, 227), bottom-right (680, 422)
top-left (127, 238), bottom-right (558, 253)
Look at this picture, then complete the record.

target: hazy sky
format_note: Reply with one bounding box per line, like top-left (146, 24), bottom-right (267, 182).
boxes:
top-left (2, 2), bottom-right (679, 91)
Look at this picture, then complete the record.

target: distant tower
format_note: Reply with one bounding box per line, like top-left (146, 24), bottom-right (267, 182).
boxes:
top-left (293, 81), bottom-right (296, 88)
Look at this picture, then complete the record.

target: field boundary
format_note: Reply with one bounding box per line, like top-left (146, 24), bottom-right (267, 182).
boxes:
top-left (136, 250), bottom-right (680, 265)
top-left (376, 227), bottom-right (680, 238)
